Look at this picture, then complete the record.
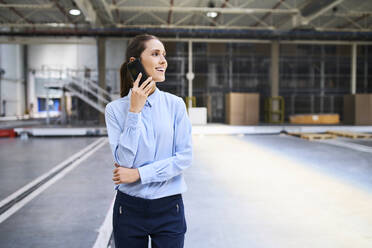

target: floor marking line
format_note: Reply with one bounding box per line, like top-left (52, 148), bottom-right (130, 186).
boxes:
top-left (0, 138), bottom-right (108, 224)
top-left (318, 139), bottom-right (372, 154)
top-left (92, 194), bottom-right (116, 248)
top-left (0, 137), bottom-right (105, 210)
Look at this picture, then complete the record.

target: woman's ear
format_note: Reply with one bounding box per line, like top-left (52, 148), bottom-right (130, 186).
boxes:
top-left (129, 57), bottom-right (136, 62)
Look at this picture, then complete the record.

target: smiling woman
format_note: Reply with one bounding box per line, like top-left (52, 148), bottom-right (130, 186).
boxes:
top-left (136, 39), bottom-right (167, 83)
top-left (104, 34), bottom-right (193, 248)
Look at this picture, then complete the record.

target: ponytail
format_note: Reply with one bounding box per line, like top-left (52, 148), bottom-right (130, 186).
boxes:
top-left (120, 62), bottom-right (133, 97)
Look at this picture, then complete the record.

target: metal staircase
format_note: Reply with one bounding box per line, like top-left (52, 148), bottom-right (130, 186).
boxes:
top-left (44, 77), bottom-right (113, 114)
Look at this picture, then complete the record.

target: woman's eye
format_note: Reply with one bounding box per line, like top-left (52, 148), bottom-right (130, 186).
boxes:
top-left (152, 53), bottom-right (166, 57)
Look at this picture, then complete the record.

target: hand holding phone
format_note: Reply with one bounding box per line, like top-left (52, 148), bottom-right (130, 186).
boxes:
top-left (129, 73), bottom-right (155, 113)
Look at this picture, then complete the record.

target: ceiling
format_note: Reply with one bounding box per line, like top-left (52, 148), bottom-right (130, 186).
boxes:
top-left (0, 0), bottom-right (371, 39)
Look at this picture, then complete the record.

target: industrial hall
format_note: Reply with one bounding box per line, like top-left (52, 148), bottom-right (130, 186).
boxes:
top-left (0, 0), bottom-right (372, 247)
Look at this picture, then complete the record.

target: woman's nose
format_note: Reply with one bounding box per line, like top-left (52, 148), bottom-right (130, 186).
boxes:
top-left (160, 56), bottom-right (167, 64)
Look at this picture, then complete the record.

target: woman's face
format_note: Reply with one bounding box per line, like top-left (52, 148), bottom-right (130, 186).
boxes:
top-left (130, 39), bottom-right (167, 83)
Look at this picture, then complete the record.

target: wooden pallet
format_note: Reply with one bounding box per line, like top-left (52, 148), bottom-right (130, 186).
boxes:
top-left (288, 132), bottom-right (336, 141)
top-left (326, 130), bottom-right (372, 139)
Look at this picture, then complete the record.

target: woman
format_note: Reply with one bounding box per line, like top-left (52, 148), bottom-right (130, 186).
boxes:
top-left (105, 34), bottom-right (193, 248)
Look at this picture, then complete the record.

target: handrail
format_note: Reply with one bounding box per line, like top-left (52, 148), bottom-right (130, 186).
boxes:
top-left (69, 78), bottom-right (109, 104)
top-left (64, 84), bottom-right (105, 113)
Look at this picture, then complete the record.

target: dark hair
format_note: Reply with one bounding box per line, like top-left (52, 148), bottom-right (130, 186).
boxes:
top-left (120, 34), bottom-right (161, 97)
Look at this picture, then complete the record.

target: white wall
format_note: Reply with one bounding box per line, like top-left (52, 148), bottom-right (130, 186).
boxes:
top-left (28, 43), bottom-right (97, 71)
top-left (0, 44), bottom-right (25, 116)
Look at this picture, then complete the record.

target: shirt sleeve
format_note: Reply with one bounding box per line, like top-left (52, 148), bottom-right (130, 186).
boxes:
top-left (105, 103), bottom-right (142, 168)
top-left (137, 98), bottom-right (193, 184)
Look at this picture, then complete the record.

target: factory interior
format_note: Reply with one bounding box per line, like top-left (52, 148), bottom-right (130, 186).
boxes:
top-left (0, 0), bottom-right (372, 247)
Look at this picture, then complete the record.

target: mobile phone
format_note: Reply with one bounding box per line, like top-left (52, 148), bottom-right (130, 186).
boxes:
top-left (127, 58), bottom-right (149, 87)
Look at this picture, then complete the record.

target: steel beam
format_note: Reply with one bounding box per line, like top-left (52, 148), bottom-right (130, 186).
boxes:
top-left (252, 0), bottom-right (285, 27)
top-left (0, 36), bottom-right (96, 44)
top-left (0, 0), bottom-right (33, 24)
top-left (2, 35), bottom-right (372, 46)
top-left (115, 24), bottom-right (275, 30)
top-left (323, 11), bottom-right (372, 17)
top-left (301, 0), bottom-right (345, 25)
top-left (51, 0), bottom-right (74, 24)
top-left (167, 0), bottom-right (174, 24)
top-left (110, 6), bottom-right (299, 15)
top-left (0, 4), bottom-right (53, 9)
top-left (97, 0), bottom-right (114, 24)
top-left (72, 0), bottom-right (98, 25)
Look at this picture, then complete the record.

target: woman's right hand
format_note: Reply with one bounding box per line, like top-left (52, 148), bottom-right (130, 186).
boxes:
top-left (129, 73), bottom-right (155, 113)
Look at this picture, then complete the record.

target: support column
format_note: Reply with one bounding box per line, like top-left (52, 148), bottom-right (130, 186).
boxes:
top-left (27, 70), bottom-right (36, 118)
top-left (0, 45), bottom-right (2, 116)
top-left (186, 40), bottom-right (194, 110)
top-left (320, 45), bottom-right (325, 113)
top-left (0, 70), bottom-right (2, 117)
top-left (271, 41), bottom-right (279, 98)
top-left (351, 43), bottom-right (357, 94)
top-left (364, 46), bottom-right (368, 92)
top-left (97, 37), bottom-right (106, 124)
top-left (270, 41), bottom-right (280, 121)
top-left (23, 45), bottom-right (28, 116)
top-left (228, 44), bottom-right (233, 91)
top-left (46, 86), bottom-right (50, 125)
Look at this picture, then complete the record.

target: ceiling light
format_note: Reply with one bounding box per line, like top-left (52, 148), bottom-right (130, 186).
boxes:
top-left (69, 9), bottom-right (81, 16)
top-left (206, 11), bottom-right (218, 18)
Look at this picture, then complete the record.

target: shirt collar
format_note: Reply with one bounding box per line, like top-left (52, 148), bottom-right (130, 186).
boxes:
top-left (128, 87), bottom-right (159, 108)
top-left (146, 87), bottom-right (159, 107)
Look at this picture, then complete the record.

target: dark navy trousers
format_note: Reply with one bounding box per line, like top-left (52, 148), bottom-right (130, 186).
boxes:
top-left (113, 190), bottom-right (187, 248)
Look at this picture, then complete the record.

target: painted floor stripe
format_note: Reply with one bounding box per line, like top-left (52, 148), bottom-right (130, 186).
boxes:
top-left (0, 137), bottom-right (108, 224)
top-left (318, 139), bottom-right (372, 153)
top-left (92, 194), bottom-right (116, 248)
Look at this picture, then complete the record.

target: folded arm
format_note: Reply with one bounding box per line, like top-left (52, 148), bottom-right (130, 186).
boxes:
top-left (138, 98), bottom-right (193, 184)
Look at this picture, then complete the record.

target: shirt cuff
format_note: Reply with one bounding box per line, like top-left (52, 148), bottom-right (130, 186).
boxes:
top-left (138, 164), bottom-right (156, 184)
top-left (126, 111), bottom-right (142, 128)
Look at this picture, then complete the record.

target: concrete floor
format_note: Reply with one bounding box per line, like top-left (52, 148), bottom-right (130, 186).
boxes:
top-left (0, 137), bottom-right (99, 200)
top-left (0, 137), bottom-right (114, 247)
top-left (184, 134), bottom-right (372, 247)
top-left (0, 134), bottom-right (372, 247)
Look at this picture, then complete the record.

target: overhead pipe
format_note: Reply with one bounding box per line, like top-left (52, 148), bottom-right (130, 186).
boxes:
top-left (1, 27), bottom-right (372, 41)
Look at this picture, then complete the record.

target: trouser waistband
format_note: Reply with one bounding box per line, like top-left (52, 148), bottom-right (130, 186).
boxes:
top-left (116, 190), bottom-right (182, 208)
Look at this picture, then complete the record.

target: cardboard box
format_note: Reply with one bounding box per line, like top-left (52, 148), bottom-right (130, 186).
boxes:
top-left (343, 95), bottom-right (355, 124)
top-left (343, 94), bottom-right (372, 125)
top-left (289, 114), bottom-right (339, 124)
top-left (225, 93), bottom-right (259, 125)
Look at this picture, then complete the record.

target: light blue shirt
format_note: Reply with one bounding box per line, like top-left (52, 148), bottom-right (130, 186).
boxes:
top-left (105, 87), bottom-right (193, 199)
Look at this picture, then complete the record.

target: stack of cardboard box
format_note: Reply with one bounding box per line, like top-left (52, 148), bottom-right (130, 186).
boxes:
top-left (225, 93), bottom-right (259, 125)
top-left (344, 94), bottom-right (372, 125)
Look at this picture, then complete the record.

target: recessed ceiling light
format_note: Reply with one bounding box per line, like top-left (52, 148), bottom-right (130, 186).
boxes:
top-left (69, 9), bottom-right (81, 16)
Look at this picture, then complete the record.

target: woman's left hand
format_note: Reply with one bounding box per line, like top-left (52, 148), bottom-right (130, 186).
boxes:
top-left (112, 163), bottom-right (140, 184)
